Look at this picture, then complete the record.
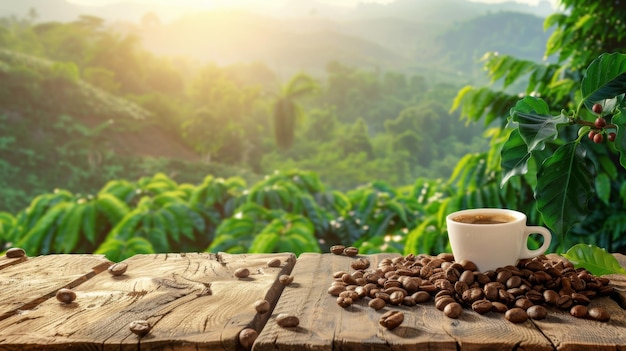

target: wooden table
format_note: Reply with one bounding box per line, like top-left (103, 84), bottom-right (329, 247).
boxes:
top-left (0, 251), bottom-right (624, 350)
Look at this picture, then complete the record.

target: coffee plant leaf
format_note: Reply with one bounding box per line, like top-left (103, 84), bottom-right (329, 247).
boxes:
top-left (611, 107), bottom-right (626, 170)
top-left (534, 142), bottom-right (595, 239)
top-left (581, 53), bottom-right (626, 110)
top-left (500, 129), bottom-right (531, 185)
top-left (509, 96), bottom-right (569, 153)
top-left (594, 173), bottom-right (611, 206)
top-left (562, 243), bottom-right (626, 275)
top-left (249, 231), bottom-right (280, 253)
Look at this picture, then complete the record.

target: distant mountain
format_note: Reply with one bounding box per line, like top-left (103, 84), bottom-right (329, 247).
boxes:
top-left (0, 0), bottom-right (557, 79)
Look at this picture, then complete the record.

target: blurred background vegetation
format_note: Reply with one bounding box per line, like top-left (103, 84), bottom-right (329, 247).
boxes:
top-left (1, 0), bottom-right (625, 261)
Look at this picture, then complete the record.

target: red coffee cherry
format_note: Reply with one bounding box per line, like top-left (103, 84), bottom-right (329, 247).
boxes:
top-left (588, 130), bottom-right (597, 141)
top-left (593, 133), bottom-right (604, 144)
top-left (592, 103), bottom-right (603, 114)
top-left (595, 117), bottom-right (607, 128)
top-left (608, 132), bottom-right (617, 142)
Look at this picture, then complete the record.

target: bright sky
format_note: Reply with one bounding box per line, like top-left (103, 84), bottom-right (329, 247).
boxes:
top-left (67, 0), bottom-right (558, 9)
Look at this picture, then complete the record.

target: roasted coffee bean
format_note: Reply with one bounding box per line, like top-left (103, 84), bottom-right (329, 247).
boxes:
top-left (514, 298), bottom-right (533, 310)
top-left (351, 258), bottom-right (370, 270)
top-left (462, 287), bottom-right (484, 304)
top-left (471, 299), bottom-right (493, 314)
top-left (454, 281), bottom-right (469, 297)
top-left (267, 258), bottom-right (282, 267)
top-left (505, 307), bottom-right (528, 323)
top-left (444, 302), bottom-right (463, 319)
top-left (254, 300), bottom-right (270, 314)
top-left (389, 291), bottom-right (406, 305)
top-left (555, 295), bottom-right (573, 310)
top-left (234, 268), bottom-right (250, 278)
top-left (484, 285), bottom-right (499, 301)
top-left (56, 288), bottom-right (76, 304)
top-left (474, 272), bottom-right (491, 285)
top-left (571, 292), bottom-right (590, 305)
top-left (496, 270), bottom-right (513, 284)
top-left (498, 289), bottom-right (515, 305)
top-left (588, 307), bottom-right (610, 322)
top-left (403, 296), bottom-right (417, 306)
top-left (445, 267), bottom-right (460, 283)
top-left (369, 297), bottom-right (386, 310)
top-left (344, 247), bottom-right (359, 257)
top-left (238, 328), bottom-right (258, 350)
top-left (491, 301), bottom-right (508, 313)
top-left (459, 270), bottom-right (475, 285)
top-left (525, 290), bottom-right (545, 304)
top-left (506, 275), bottom-right (522, 289)
top-left (330, 245), bottom-right (346, 255)
top-left (527, 305), bottom-right (547, 320)
top-left (543, 290), bottom-right (559, 305)
top-left (129, 320), bottom-right (151, 337)
top-left (337, 296), bottom-right (353, 308)
top-left (108, 262), bottom-right (128, 276)
top-left (279, 274), bottom-right (294, 285)
top-left (276, 314), bottom-right (300, 328)
top-left (379, 310), bottom-right (404, 329)
top-left (570, 305), bottom-right (588, 318)
top-left (342, 273), bottom-right (357, 285)
top-left (435, 296), bottom-right (456, 311)
top-left (459, 259), bottom-right (477, 272)
top-left (339, 290), bottom-right (359, 301)
top-left (412, 291), bottom-right (431, 303)
top-left (5, 247), bottom-right (25, 258)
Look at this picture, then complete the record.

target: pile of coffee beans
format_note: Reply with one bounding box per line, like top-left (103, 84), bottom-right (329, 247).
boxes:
top-left (327, 252), bottom-right (614, 327)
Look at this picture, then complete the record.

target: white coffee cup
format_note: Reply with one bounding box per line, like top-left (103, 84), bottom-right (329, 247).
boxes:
top-left (446, 208), bottom-right (552, 272)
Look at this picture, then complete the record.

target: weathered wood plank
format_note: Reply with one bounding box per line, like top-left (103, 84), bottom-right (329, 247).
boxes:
top-left (0, 252), bottom-right (295, 351)
top-left (0, 254), bottom-right (111, 321)
top-left (606, 253), bottom-right (626, 308)
top-left (0, 253), bottom-right (28, 271)
top-left (254, 253), bottom-right (459, 351)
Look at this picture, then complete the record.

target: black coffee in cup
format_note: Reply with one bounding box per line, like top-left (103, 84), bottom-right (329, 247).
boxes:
top-left (452, 213), bottom-right (515, 225)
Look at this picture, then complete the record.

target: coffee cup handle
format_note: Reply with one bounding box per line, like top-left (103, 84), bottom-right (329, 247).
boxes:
top-left (519, 226), bottom-right (552, 259)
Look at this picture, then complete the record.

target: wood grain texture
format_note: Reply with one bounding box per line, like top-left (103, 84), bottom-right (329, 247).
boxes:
top-left (0, 252), bottom-right (295, 351)
top-left (0, 254), bottom-right (111, 322)
top-left (0, 254), bottom-right (28, 271)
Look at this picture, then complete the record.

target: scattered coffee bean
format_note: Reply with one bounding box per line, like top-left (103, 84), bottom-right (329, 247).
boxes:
top-left (337, 296), bottom-right (353, 308)
top-left (328, 285), bottom-right (346, 296)
top-left (444, 302), bottom-right (463, 318)
top-left (234, 268), bottom-right (250, 278)
top-left (267, 258), bottom-right (281, 267)
top-left (129, 320), bottom-right (151, 337)
top-left (55, 288), bottom-right (76, 304)
top-left (368, 297), bottom-right (386, 310)
top-left (505, 308), bottom-right (528, 323)
top-left (238, 328), bottom-right (258, 350)
top-left (379, 310), bottom-right (404, 329)
top-left (108, 262), bottom-right (128, 276)
top-left (471, 299), bottom-right (493, 314)
top-left (344, 247), bottom-right (359, 257)
top-left (351, 258), bottom-right (370, 270)
top-left (279, 275), bottom-right (294, 285)
top-left (276, 314), bottom-right (299, 328)
top-left (331, 245), bottom-right (346, 255)
top-left (254, 300), bottom-right (270, 314)
top-left (570, 305), bottom-right (588, 318)
top-left (491, 301), bottom-right (508, 313)
top-left (5, 247), bottom-right (25, 258)
top-left (588, 307), bottom-right (610, 322)
top-left (527, 305), bottom-right (547, 320)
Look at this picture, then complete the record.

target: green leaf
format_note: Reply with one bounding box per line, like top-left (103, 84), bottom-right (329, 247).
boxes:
top-left (562, 244), bottom-right (626, 276)
top-left (509, 97), bottom-right (569, 152)
top-left (534, 142), bottom-right (595, 238)
top-left (594, 173), bottom-right (611, 205)
top-left (612, 109), bottom-right (626, 169)
top-left (581, 53), bottom-right (626, 110)
top-left (500, 129), bottom-right (531, 185)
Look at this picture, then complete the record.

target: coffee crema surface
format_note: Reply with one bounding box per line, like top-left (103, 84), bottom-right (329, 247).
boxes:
top-left (452, 213), bottom-right (515, 225)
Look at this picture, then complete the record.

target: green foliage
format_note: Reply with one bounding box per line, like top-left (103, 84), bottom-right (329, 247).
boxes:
top-left (562, 244), bottom-right (626, 275)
